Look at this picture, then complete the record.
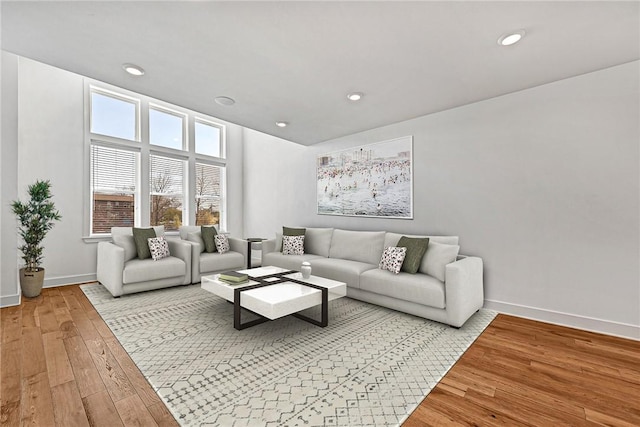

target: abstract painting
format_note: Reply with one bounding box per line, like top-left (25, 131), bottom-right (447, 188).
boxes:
top-left (317, 136), bottom-right (413, 218)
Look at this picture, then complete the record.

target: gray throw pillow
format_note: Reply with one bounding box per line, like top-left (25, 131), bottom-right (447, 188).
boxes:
top-left (397, 236), bottom-right (430, 274)
top-left (132, 227), bottom-right (156, 259)
top-left (201, 226), bottom-right (218, 253)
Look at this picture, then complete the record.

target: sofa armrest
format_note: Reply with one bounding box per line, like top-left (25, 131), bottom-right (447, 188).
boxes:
top-left (444, 256), bottom-right (484, 327)
top-left (167, 239), bottom-right (192, 284)
top-left (262, 239), bottom-right (276, 255)
top-left (96, 241), bottom-right (125, 297)
top-left (228, 237), bottom-right (248, 262)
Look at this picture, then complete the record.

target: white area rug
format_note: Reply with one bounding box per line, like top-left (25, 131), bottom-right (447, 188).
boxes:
top-left (81, 283), bottom-right (496, 427)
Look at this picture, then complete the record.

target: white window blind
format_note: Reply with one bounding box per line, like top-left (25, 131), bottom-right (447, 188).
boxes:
top-left (90, 145), bottom-right (138, 234)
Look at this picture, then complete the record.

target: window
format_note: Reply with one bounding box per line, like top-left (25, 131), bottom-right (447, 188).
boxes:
top-left (150, 106), bottom-right (185, 150)
top-left (90, 91), bottom-right (138, 141)
top-left (195, 120), bottom-right (222, 157)
top-left (195, 163), bottom-right (223, 225)
top-left (150, 155), bottom-right (186, 231)
top-left (90, 145), bottom-right (138, 233)
top-left (87, 84), bottom-right (226, 236)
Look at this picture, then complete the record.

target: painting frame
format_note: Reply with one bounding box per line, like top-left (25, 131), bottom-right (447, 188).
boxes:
top-left (317, 136), bottom-right (413, 219)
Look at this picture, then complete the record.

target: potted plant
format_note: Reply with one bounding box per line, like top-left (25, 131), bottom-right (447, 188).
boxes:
top-left (11, 180), bottom-right (62, 298)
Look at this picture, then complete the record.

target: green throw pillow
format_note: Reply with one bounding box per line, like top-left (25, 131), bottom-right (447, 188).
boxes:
top-left (280, 226), bottom-right (306, 252)
top-left (397, 236), bottom-right (429, 274)
top-left (132, 227), bottom-right (157, 260)
top-left (201, 226), bottom-right (218, 253)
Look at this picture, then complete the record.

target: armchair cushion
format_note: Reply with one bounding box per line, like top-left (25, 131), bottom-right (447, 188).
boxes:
top-left (420, 242), bottom-right (460, 281)
top-left (397, 236), bottom-right (429, 274)
top-left (200, 251), bottom-right (244, 274)
top-left (148, 236), bottom-right (170, 261)
top-left (201, 226), bottom-right (218, 253)
top-left (112, 234), bottom-right (136, 262)
top-left (187, 232), bottom-right (205, 253)
top-left (214, 234), bottom-right (229, 254)
top-left (133, 227), bottom-right (156, 259)
top-left (123, 256), bottom-right (186, 284)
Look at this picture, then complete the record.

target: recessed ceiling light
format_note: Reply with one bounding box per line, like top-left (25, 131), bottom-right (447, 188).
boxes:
top-left (122, 63), bottom-right (145, 76)
top-left (275, 121), bottom-right (288, 128)
top-left (214, 96), bottom-right (236, 106)
top-left (497, 30), bottom-right (525, 46)
top-left (347, 92), bottom-right (364, 101)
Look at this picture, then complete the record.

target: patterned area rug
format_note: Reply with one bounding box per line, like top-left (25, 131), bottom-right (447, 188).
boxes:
top-left (81, 283), bottom-right (496, 426)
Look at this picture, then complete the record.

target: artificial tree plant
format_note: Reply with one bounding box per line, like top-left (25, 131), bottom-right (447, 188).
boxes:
top-left (11, 180), bottom-right (61, 297)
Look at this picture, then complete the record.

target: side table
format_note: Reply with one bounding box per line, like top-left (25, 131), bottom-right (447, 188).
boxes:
top-left (245, 238), bottom-right (266, 269)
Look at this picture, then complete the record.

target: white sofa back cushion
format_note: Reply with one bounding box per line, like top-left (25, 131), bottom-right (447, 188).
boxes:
top-left (112, 234), bottom-right (137, 262)
top-left (111, 226), bottom-right (165, 262)
top-left (329, 229), bottom-right (386, 265)
top-left (304, 228), bottom-right (333, 257)
top-left (179, 225), bottom-right (218, 240)
top-left (420, 241), bottom-right (460, 282)
top-left (187, 232), bottom-right (205, 253)
top-left (384, 232), bottom-right (459, 247)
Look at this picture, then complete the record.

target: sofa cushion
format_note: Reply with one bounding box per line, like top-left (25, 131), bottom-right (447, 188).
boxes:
top-left (397, 236), bottom-right (429, 274)
top-left (133, 227), bottom-right (156, 259)
top-left (123, 256), bottom-right (185, 284)
top-left (304, 227), bottom-right (333, 257)
top-left (148, 236), bottom-right (170, 261)
top-left (201, 226), bottom-right (218, 253)
top-left (283, 235), bottom-right (305, 255)
top-left (214, 234), bottom-right (230, 253)
top-left (329, 229), bottom-right (386, 265)
top-left (309, 258), bottom-right (377, 289)
top-left (378, 247), bottom-right (407, 274)
top-left (420, 242), bottom-right (460, 282)
top-left (278, 226), bottom-right (306, 251)
top-left (359, 269), bottom-right (446, 309)
top-left (263, 252), bottom-right (323, 272)
top-left (112, 234), bottom-right (136, 262)
top-left (179, 225), bottom-right (202, 240)
top-left (187, 232), bottom-right (205, 253)
top-left (200, 251), bottom-right (244, 274)
top-left (384, 232), bottom-right (458, 247)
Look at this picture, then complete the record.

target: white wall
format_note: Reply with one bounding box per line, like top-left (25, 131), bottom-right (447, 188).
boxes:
top-left (244, 61), bottom-right (640, 339)
top-left (1, 51), bottom-right (20, 306)
top-left (0, 55), bottom-right (245, 300)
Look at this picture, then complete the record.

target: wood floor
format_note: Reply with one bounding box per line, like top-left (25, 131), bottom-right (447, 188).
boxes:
top-left (1, 284), bottom-right (638, 426)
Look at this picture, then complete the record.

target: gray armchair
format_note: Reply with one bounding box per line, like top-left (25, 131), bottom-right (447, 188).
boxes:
top-left (97, 226), bottom-right (192, 297)
top-left (178, 226), bottom-right (246, 283)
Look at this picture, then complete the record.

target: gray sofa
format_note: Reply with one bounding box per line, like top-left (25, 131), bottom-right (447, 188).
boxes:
top-left (262, 227), bottom-right (484, 327)
top-left (97, 226), bottom-right (192, 297)
top-left (178, 226), bottom-right (247, 283)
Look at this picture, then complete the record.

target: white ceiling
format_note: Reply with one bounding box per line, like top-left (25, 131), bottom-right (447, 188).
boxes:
top-left (2, 1), bottom-right (639, 145)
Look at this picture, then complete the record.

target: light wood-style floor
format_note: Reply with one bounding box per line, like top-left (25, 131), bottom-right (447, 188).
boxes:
top-left (1, 284), bottom-right (638, 426)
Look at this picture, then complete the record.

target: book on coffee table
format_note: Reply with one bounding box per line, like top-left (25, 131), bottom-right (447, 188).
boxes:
top-left (219, 277), bottom-right (249, 286)
top-left (219, 271), bottom-right (249, 282)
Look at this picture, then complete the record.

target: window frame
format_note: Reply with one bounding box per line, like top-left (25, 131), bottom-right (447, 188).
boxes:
top-left (83, 81), bottom-right (227, 240)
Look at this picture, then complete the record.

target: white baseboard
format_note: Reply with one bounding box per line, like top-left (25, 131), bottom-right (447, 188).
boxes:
top-left (0, 274), bottom-right (97, 308)
top-left (0, 293), bottom-right (21, 308)
top-left (485, 299), bottom-right (640, 341)
top-left (44, 273), bottom-right (97, 288)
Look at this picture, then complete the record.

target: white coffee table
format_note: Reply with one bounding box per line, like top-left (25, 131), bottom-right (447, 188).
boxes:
top-left (201, 266), bottom-right (347, 330)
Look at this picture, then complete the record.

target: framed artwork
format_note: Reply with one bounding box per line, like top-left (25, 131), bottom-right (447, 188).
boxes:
top-left (317, 136), bottom-right (413, 218)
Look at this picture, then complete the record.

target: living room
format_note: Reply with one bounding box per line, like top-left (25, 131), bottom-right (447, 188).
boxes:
top-left (1, 2), bottom-right (639, 426)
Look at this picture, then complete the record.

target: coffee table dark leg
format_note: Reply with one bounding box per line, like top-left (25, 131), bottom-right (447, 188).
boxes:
top-left (292, 287), bottom-right (329, 327)
top-left (234, 289), bottom-right (268, 330)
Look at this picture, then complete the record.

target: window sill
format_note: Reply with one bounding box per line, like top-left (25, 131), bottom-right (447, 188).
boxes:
top-left (82, 235), bottom-right (112, 243)
top-left (83, 230), bottom-right (181, 244)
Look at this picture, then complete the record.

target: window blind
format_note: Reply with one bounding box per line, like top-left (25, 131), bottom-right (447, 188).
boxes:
top-left (91, 145), bottom-right (137, 193)
top-left (150, 155), bottom-right (186, 195)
